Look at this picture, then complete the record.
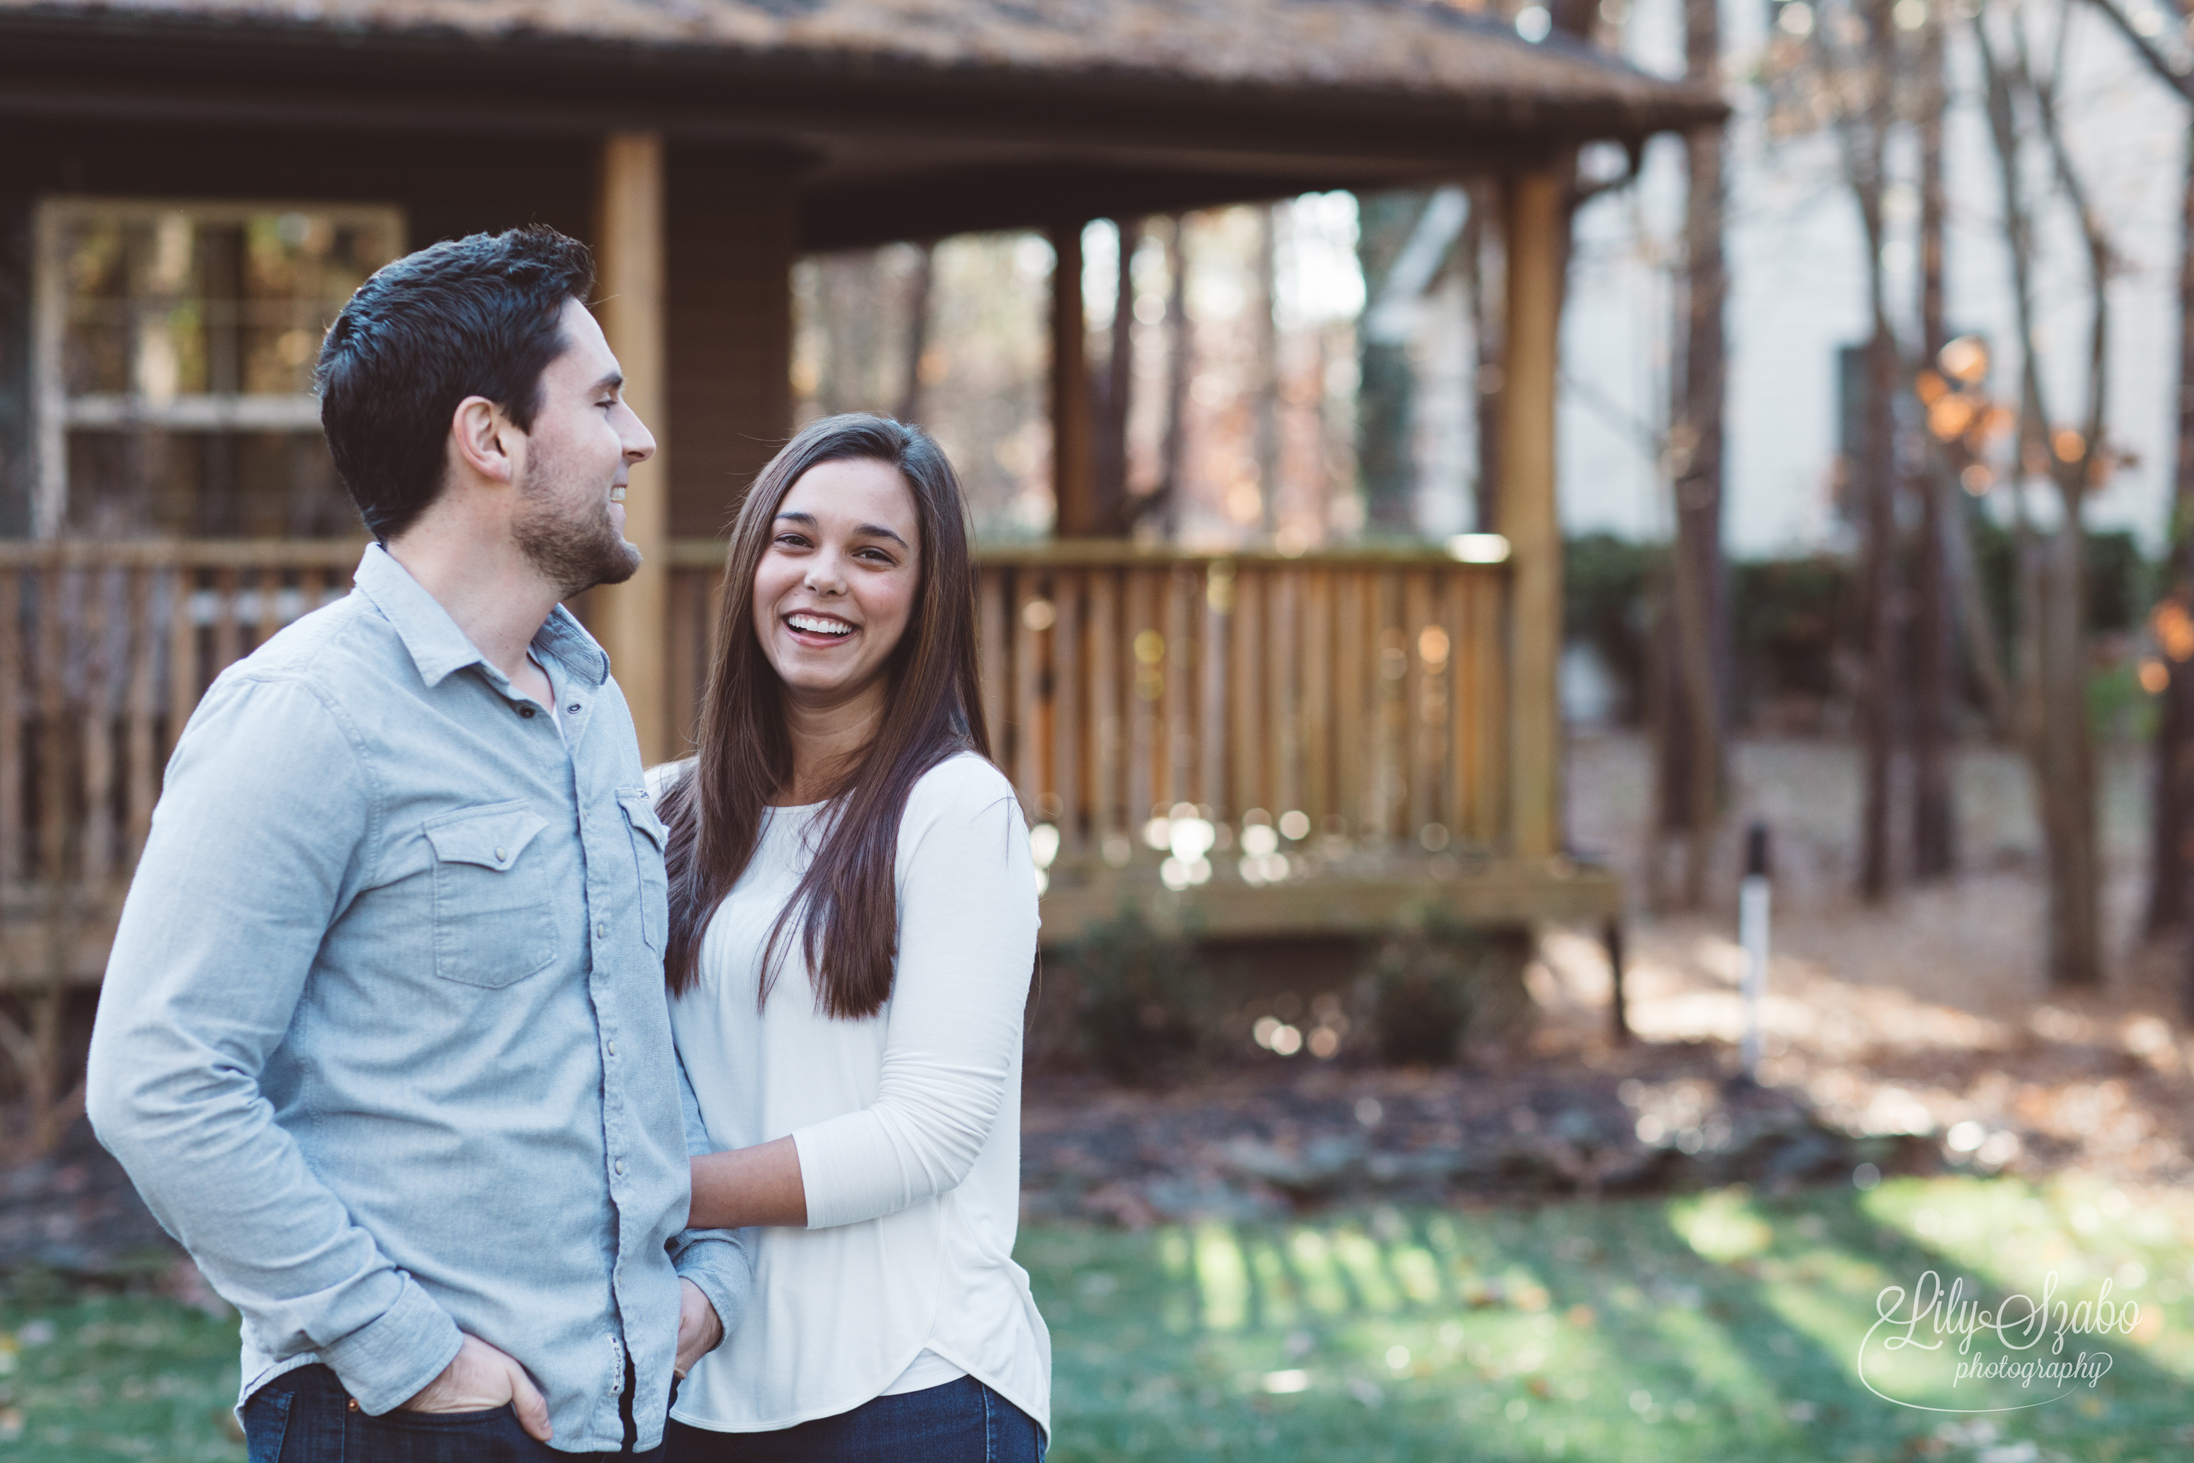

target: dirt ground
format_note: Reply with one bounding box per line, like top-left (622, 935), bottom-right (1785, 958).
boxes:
top-left (1543, 731), bottom-right (2194, 1186)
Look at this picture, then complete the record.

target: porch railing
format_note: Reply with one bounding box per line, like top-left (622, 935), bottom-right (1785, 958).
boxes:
top-left (669, 541), bottom-right (1510, 868)
top-left (2, 538), bottom-right (1514, 970)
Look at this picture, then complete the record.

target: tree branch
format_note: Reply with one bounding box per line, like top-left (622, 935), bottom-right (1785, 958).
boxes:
top-left (2075, 0), bottom-right (2194, 102)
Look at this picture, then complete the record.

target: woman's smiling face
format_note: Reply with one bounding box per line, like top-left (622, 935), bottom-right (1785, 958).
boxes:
top-left (751, 456), bottom-right (923, 709)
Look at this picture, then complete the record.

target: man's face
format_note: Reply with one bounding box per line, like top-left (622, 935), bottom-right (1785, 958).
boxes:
top-left (511, 298), bottom-right (655, 598)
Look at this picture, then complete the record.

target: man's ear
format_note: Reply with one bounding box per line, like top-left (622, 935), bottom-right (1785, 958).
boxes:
top-left (450, 395), bottom-right (518, 486)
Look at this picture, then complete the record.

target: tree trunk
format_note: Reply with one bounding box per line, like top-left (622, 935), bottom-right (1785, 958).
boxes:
top-left (2039, 519), bottom-right (2104, 984)
top-left (1156, 215), bottom-right (1191, 538)
top-left (1356, 191), bottom-right (1425, 532)
top-left (2151, 118), bottom-right (2194, 940)
top-left (1855, 0), bottom-right (1900, 904)
top-left (1464, 182), bottom-right (1504, 534)
top-left (896, 242), bottom-right (934, 426)
top-left (1654, 0), bottom-right (1730, 911)
top-left (1092, 221), bottom-right (1135, 535)
top-left (1912, 9), bottom-right (1959, 879)
top-left (1255, 205), bottom-right (1282, 537)
top-left (1972, 7), bottom-right (2105, 985)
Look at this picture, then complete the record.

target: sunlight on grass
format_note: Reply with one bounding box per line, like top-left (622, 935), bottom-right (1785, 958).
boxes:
top-left (1023, 1177), bottom-right (2194, 1462)
top-left (7, 1178), bottom-right (2193, 1461)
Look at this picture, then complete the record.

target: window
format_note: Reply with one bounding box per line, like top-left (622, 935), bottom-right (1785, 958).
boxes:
top-left (32, 199), bottom-right (403, 537)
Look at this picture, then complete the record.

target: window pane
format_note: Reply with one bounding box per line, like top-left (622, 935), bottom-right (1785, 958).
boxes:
top-left (47, 201), bottom-right (400, 537)
top-left (66, 429), bottom-right (355, 538)
top-left (58, 205), bottom-right (398, 403)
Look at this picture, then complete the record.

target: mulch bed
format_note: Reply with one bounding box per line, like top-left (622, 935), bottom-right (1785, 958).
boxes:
top-left (1020, 1040), bottom-right (1923, 1227)
top-left (0, 1115), bottom-right (174, 1280)
top-left (0, 1038), bottom-right (1928, 1276)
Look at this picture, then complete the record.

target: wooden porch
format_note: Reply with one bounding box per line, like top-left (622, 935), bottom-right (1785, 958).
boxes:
top-left (0, 534), bottom-right (1613, 981)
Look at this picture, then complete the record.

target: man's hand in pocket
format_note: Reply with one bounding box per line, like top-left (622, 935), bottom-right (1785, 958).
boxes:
top-left (404, 1333), bottom-right (551, 1441)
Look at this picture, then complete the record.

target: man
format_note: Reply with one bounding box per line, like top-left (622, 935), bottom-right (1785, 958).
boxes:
top-left (86, 226), bottom-right (743, 1461)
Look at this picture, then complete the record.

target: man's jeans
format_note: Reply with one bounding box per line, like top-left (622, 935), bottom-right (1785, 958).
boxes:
top-left (244, 1366), bottom-right (666, 1463)
top-left (663, 1376), bottom-right (1042, 1463)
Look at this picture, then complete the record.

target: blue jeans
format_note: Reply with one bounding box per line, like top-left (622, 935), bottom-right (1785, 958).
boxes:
top-left (244, 1364), bottom-right (666, 1462)
top-left (664, 1377), bottom-right (1043, 1463)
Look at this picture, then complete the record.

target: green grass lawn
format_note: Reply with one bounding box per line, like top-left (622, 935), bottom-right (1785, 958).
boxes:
top-left (3, 1175), bottom-right (2190, 1461)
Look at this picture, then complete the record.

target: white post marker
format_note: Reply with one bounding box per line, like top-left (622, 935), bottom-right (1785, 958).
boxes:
top-left (1739, 821), bottom-right (1771, 1080)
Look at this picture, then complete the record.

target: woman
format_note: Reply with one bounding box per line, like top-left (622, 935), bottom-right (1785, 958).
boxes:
top-left (656, 414), bottom-right (1048, 1461)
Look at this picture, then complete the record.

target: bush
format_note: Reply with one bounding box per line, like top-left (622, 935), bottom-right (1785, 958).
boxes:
top-left (1056, 906), bottom-right (1209, 1083)
top-left (1363, 918), bottom-right (1536, 1066)
top-left (1729, 553), bottom-right (1852, 711)
top-left (1564, 533), bottom-right (1659, 724)
top-left (1360, 919), bottom-right (1477, 1065)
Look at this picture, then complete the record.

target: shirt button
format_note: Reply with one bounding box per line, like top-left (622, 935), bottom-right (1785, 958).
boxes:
top-left (614, 1159), bottom-right (625, 1176)
top-left (494, 847), bottom-right (507, 862)
top-left (568, 703), bottom-right (582, 715)
top-left (519, 705), bottom-right (537, 718)
top-left (606, 1039), bottom-right (617, 1057)
top-left (595, 920), bottom-right (609, 939)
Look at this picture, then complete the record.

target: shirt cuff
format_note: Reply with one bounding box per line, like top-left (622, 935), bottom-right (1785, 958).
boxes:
top-left (315, 1276), bottom-right (464, 1416)
top-left (670, 1231), bottom-right (752, 1348)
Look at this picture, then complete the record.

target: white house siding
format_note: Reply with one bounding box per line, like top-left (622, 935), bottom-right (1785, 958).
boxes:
top-left (1560, 0), bottom-right (2189, 556)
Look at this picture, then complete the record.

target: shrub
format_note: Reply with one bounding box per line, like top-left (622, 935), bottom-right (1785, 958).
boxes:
top-left (1365, 918), bottom-right (1532, 1065)
top-left (1056, 906), bottom-right (1209, 1083)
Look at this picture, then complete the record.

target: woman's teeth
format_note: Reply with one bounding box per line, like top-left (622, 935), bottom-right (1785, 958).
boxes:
top-left (788, 614), bottom-right (854, 638)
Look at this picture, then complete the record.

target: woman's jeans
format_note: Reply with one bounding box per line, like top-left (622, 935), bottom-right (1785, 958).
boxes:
top-left (664, 1376), bottom-right (1044, 1463)
top-left (244, 1364), bottom-right (665, 1462)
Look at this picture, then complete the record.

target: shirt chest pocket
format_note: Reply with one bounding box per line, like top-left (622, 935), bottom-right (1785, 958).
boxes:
top-left (423, 802), bottom-right (558, 989)
top-left (618, 789), bottom-right (670, 954)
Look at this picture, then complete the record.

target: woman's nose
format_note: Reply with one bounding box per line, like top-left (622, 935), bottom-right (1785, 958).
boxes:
top-left (805, 555), bottom-right (848, 594)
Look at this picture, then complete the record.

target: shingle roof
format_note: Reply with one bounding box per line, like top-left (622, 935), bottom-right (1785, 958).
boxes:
top-left (0, 0), bottom-right (1720, 135)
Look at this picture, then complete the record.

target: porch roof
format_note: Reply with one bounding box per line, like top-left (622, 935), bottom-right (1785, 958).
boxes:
top-left (0, 0), bottom-right (1722, 246)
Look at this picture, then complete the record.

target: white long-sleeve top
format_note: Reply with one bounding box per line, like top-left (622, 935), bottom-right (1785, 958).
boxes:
top-left (664, 752), bottom-right (1050, 1436)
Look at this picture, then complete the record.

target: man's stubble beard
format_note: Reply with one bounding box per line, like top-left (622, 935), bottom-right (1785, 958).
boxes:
top-left (513, 440), bottom-right (642, 600)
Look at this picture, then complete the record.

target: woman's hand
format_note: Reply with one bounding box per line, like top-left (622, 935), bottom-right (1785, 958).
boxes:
top-left (688, 1135), bottom-right (808, 1230)
top-left (674, 1278), bottom-right (724, 1377)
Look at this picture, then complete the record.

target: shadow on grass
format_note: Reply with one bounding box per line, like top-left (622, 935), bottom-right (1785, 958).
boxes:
top-left (1023, 1178), bottom-right (2190, 1463)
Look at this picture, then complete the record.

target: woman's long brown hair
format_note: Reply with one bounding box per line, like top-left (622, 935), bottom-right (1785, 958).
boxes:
top-left (657, 414), bottom-right (991, 1017)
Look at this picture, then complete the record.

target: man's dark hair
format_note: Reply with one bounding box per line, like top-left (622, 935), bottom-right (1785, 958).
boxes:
top-left (317, 226), bottom-right (595, 542)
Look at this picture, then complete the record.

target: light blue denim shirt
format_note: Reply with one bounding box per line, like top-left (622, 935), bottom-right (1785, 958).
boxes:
top-left (86, 545), bottom-right (748, 1453)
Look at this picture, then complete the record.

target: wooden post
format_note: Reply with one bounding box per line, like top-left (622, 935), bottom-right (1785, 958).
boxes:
top-left (593, 131), bottom-right (672, 763)
top-left (1049, 221), bottom-right (1097, 537)
top-left (1500, 168), bottom-right (1564, 860)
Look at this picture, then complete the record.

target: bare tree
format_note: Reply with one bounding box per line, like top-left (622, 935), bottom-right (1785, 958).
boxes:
top-left (1254, 205), bottom-right (1282, 537)
top-left (1156, 215), bottom-right (1192, 538)
top-left (1462, 181), bottom-right (1504, 535)
top-left (1837, 0), bottom-right (1905, 905)
top-left (895, 241), bottom-right (935, 426)
top-left (1654, 0), bottom-right (1732, 910)
top-left (1092, 221), bottom-right (1136, 535)
top-left (1973, 0), bottom-right (2109, 986)
top-left (1355, 192), bottom-right (1427, 532)
top-left (1912, 1), bottom-right (1960, 879)
top-left (2073, 0), bottom-right (2194, 949)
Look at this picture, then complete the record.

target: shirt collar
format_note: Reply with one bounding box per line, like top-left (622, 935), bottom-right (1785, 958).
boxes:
top-left (351, 545), bottom-right (609, 691)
